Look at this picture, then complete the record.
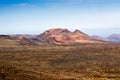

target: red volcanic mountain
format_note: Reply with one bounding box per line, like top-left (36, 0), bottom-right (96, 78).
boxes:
top-left (37, 28), bottom-right (106, 45)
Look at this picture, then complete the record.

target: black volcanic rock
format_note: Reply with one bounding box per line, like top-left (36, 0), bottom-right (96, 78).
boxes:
top-left (0, 35), bottom-right (12, 39)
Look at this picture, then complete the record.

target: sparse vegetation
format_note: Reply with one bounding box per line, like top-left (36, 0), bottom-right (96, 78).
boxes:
top-left (0, 38), bottom-right (18, 46)
top-left (0, 44), bottom-right (120, 80)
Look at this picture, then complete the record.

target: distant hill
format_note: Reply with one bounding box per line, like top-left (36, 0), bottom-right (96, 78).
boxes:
top-left (37, 28), bottom-right (106, 45)
top-left (0, 35), bottom-right (39, 46)
top-left (0, 28), bottom-right (112, 46)
top-left (91, 35), bottom-right (107, 41)
top-left (0, 35), bottom-right (19, 46)
top-left (0, 35), bottom-right (12, 39)
top-left (10, 34), bottom-right (38, 38)
top-left (107, 34), bottom-right (120, 43)
top-left (15, 35), bottom-right (39, 46)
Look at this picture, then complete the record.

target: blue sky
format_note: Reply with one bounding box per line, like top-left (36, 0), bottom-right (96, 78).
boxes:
top-left (0, 0), bottom-right (120, 37)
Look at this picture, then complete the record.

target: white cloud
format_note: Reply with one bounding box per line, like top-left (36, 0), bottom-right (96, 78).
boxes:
top-left (12, 3), bottom-right (36, 7)
top-left (17, 3), bottom-right (30, 7)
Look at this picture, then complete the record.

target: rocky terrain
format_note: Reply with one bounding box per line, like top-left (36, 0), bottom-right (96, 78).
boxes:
top-left (0, 29), bottom-right (120, 80)
top-left (0, 35), bottom-right (39, 46)
top-left (1, 28), bottom-right (120, 46)
top-left (0, 44), bottom-right (120, 80)
top-left (37, 28), bottom-right (106, 45)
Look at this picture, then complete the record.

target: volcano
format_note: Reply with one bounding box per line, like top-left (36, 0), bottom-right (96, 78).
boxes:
top-left (37, 28), bottom-right (106, 45)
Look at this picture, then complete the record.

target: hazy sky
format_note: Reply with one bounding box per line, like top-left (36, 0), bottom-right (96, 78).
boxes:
top-left (0, 0), bottom-right (120, 37)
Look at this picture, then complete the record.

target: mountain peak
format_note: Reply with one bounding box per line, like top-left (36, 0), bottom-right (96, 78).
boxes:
top-left (37, 28), bottom-right (106, 45)
top-left (73, 29), bottom-right (81, 34)
top-left (107, 34), bottom-right (120, 43)
top-left (43, 28), bottom-right (71, 35)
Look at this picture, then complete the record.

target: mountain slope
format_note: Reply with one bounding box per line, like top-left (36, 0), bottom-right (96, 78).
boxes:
top-left (91, 35), bottom-right (107, 41)
top-left (0, 35), bottom-right (19, 46)
top-left (0, 35), bottom-right (39, 46)
top-left (107, 34), bottom-right (120, 43)
top-left (10, 34), bottom-right (38, 38)
top-left (37, 28), bottom-right (106, 45)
